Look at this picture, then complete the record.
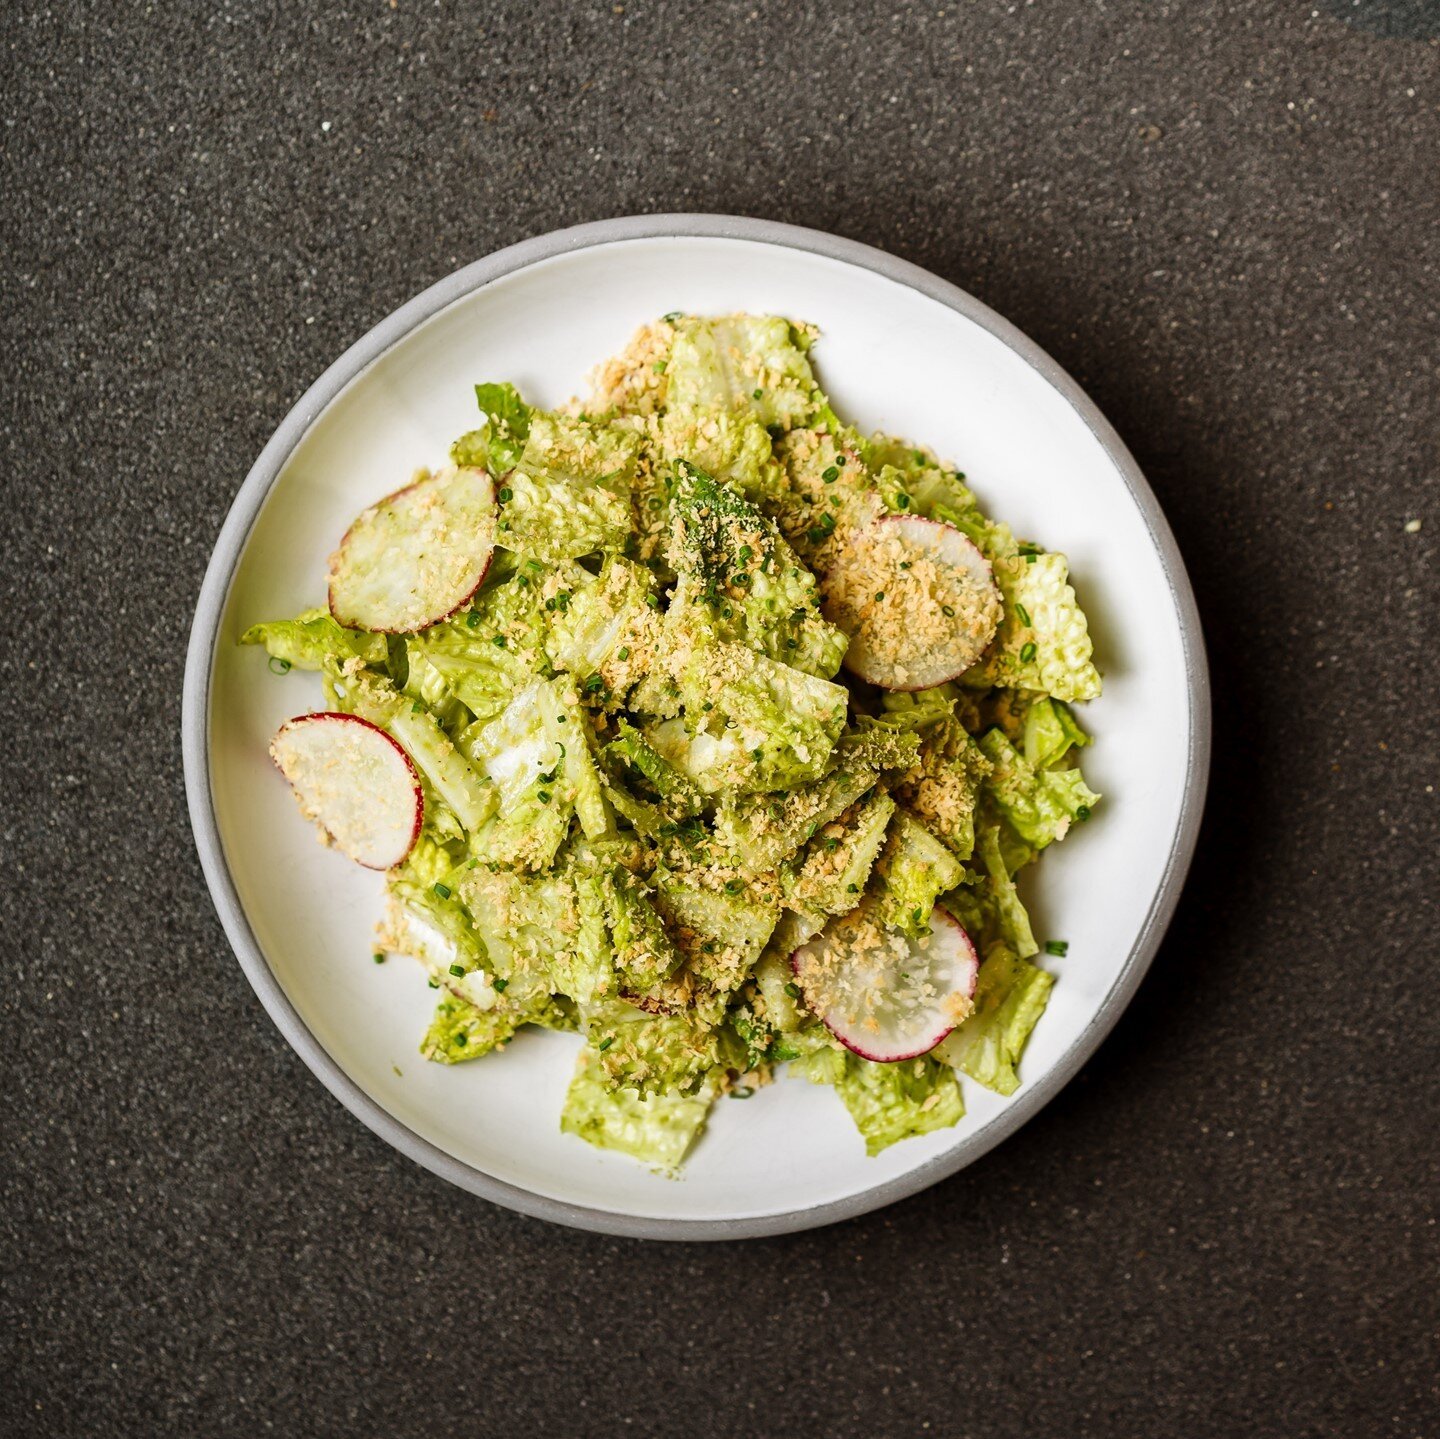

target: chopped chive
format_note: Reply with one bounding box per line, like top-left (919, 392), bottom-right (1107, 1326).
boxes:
top-left (1020, 641), bottom-right (1038, 662)
top-left (617, 646), bottom-right (630, 661)
top-left (822, 466), bottom-right (839, 482)
top-left (896, 492), bottom-right (910, 508)
top-left (808, 526), bottom-right (828, 544)
top-left (751, 747), bottom-right (764, 761)
top-left (427, 979), bottom-right (438, 989)
top-left (654, 359), bottom-right (667, 373)
top-left (663, 310), bottom-right (682, 322)
top-left (913, 450), bottom-right (925, 464)
top-left (730, 1086), bottom-right (755, 1099)
top-left (373, 952), bottom-right (386, 964)
top-left (268, 656), bottom-right (292, 674)
top-left (899, 561), bottom-right (912, 570)
top-left (598, 1036), bottom-right (614, 1051)
top-left (454, 1033), bottom-right (467, 1046)
top-left (737, 545), bottom-right (753, 563)
top-left (1015, 602), bottom-right (1033, 626)
top-left (784, 982), bottom-right (802, 999)
top-left (448, 963), bottom-right (465, 976)
top-left (752, 388), bottom-right (763, 400)
top-left (725, 879), bottom-right (743, 894)
top-left (466, 610), bottom-right (482, 627)
top-left (411, 701), bottom-right (423, 713)
top-left (492, 634), bottom-right (506, 647)
top-left (846, 883), bottom-right (859, 894)
top-left (874, 591), bottom-right (885, 602)
top-left (492, 977), bottom-right (509, 992)
top-left (538, 789), bottom-right (551, 804)
top-left (942, 604), bottom-right (956, 617)
top-left (434, 882), bottom-right (452, 899)
top-left (1076, 805), bottom-right (1092, 822)
top-left (1045, 940), bottom-right (1070, 957)
top-left (526, 558), bottom-right (543, 572)
top-left (498, 486), bottom-right (513, 502)
top-left (645, 593), bottom-right (661, 608)
top-left (732, 572), bottom-right (749, 587)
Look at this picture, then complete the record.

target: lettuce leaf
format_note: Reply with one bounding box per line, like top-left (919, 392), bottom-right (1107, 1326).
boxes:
top-left (935, 944), bottom-right (1054, 1095)
top-left (835, 1054), bottom-right (965, 1156)
top-left (978, 728), bottom-right (1099, 851)
top-left (561, 1051), bottom-right (713, 1175)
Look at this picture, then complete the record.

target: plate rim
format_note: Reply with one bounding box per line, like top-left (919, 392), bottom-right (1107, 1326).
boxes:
top-left (182, 213), bottom-right (1211, 1241)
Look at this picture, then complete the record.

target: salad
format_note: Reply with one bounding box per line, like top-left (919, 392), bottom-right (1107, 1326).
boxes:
top-left (245, 313), bottom-right (1101, 1174)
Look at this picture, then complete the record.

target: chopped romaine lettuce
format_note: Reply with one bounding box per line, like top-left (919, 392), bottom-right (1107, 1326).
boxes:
top-left (561, 1052), bottom-right (713, 1175)
top-left (935, 944), bottom-right (1054, 1095)
top-left (834, 1054), bottom-right (965, 1156)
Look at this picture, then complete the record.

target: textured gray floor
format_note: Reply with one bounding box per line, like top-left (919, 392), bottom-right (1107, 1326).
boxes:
top-left (3, 2), bottom-right (1437, 1435)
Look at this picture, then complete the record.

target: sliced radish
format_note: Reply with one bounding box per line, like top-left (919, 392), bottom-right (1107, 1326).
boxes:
top-left (328, 466), bottom-right (497, 633)
top-left (822, 513), bottom-right (1002, 691)
top-left (791, 898), bottom-right (979, 1062)
top-left (271, 712), bottom-right (423, 869)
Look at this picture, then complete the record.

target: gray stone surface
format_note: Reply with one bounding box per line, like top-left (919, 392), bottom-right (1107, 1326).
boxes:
top-left (3, 2), bottom-right (1437, 1435)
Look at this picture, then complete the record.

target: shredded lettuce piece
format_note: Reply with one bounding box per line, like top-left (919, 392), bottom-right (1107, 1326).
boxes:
top-left (978, 729), bottom-right (1099, 852)
top-left (1022, 696), bottom-right (1091, 769)
top-left (456, 382), bottom-right (533, 473)
top-left (834, 1054), bottom-right (965, 1155)
top-left (666, 315), bottom-right (818, 430)
top-left (241, 608), bottom-right (385, 671)
top-left (561, 1052), bottom-right (713, 1174)
top-left (667, 463), bottom-right (847, 679)
top-left (585, 1000), bottom-right (719, 1099)
top-left (935, 944), bottom-right (1054, 1095)
top-left (872, 807), bottom-right (965, 937)
top-left (970, 551), bottom-right (1102, 702)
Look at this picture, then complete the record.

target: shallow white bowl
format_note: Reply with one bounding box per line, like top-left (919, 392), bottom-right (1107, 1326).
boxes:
top-left (183, 216), bottom-right (1209, 1239)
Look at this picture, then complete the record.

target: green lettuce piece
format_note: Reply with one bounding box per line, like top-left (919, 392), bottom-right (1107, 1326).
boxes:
top-left (890, 707), bottom-right (992, 863)
top-left (936, 945), bottom-right (1054, 1095)
top-left (498, 467), bottom-right (631, 563)
top-left (866, 435), bottom-right (982, 523)
top-left (944, 824), bottom-right (1038, 959)
top-left (667, 643), bottom-right (849, 794)
top-left (657, 402), bottom-right (785, 505)
top-left (836, 726), bottom-right (922, 774)
top-left (834, 1054), bottom-right (965, 1156)
top-left (713, 763), bottom-right (879, 875)
top-left (241, 608), bottom-right (385, 671)
top-left (969, 551), bottom-right (1102, 702)
top-left (523, 411), bottom-right (643, 487)
top-left (666, 315), bottom-right (818, 430)
top-left (415, 563), bottom-right (578, 724)
top-left (585, 1000), bottom-right (719, 1099)
top-left (457, 680), bottom-right (576, 869)
top-left (455, 382), bottom-right (533, 472)
top-left (420, 993), bottom-right (521, 1063)
top-left (606, 871), bottom-right (683, 990)
top-left (1022, 696), bottom-right (1091, 769)
top-left (785, 790), bottom-right (896, 917)
top-left (978, 729), bottom-right (1099, 852)
top-left (545, 557), bottom-right (660, 695)
top-left (605, 719), bottom-right (707, 819)
top-left (667, 463), bottom-right (847, 679)
top-left (653, 871), bottom-right (780, 993)
top-left (561, 1052), bottom-right (712, 1175)
top-left (872, 807), bottom-right (965, 937)
top-left (419, 988), bottom-right (572, 1064)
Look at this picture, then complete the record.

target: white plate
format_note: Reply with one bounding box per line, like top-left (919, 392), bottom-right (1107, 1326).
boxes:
top-left (183, 216), bottom-right (1209, 1239)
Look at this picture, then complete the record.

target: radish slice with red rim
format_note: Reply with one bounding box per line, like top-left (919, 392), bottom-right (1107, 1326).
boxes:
top-left (271, 712), bottom-right (423, 870)
top-left (328, 466), bottom-right (497, 633)
top-left (791, 897), bottom-right (979, 1062)
top-left (822, 513), bottom-right (1002, 691)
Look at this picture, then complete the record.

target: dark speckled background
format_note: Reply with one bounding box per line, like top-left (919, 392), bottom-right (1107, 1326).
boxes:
top-left (3, 2), bottom-right (1437, 1435)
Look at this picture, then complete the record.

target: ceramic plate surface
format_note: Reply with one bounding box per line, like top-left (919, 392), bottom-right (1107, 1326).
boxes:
top-left (183, 215), bottom-right (1209, 1239)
